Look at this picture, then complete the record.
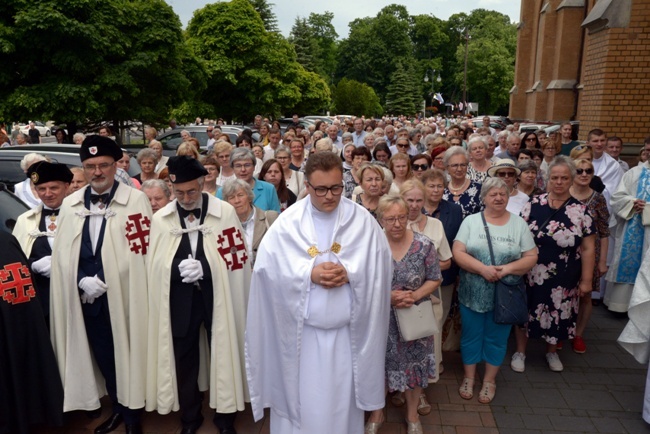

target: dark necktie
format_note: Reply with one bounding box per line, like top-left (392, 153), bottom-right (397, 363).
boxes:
top-left (42, 208), bottom-right (60, 217)
top-left (90, 193), bottom-right (109, 205)
top-left (179, 207), bottom-right (201, 220)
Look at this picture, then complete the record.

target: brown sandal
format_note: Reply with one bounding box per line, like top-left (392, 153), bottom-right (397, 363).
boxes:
top-left (478, 381), bottom-right (496, 404)
top-left (458, 377), bottom-right (475, 400)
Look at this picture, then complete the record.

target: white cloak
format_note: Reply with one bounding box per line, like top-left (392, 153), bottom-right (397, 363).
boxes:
top-left (145, 195), bottom-right (250, 414)
top-left (593, 152), bottom-right (624, 200)
top-left (49, 182), bottom-right (151, 411)
top-left (605, 162), bottom-right (650, 312)
top-left (13, 205), bottom-right (44, 256)
top-left (246, 196), bottom-right (392, 427)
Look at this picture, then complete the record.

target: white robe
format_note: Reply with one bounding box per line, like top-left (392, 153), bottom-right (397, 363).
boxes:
top-left (593, 152), bottom-right (624, 200)
top-left (13, 205), bottom-right (44, 256)
top-left (145, 196), bottom-right (250, 414)
top-left (49, 182), bottom-right (151, 411)
top-left (246, 196), bottom-right (392, 432)
top-left (605, 162), bottom-right (650, 312)
top-left (617, 249), bottom-right (650, 423)
top-left (14, 179), bottom-right (41, 208)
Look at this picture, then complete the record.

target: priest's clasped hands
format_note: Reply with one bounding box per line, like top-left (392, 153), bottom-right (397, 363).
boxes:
top-left (633, 199), bottom-right (646, 214)
top-left (311, 262), bottom-right (349, 289)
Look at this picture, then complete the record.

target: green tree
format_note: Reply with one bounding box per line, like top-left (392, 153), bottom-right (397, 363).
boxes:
top-left (337, 5), bottom-right (415, 101)
top-left (384, 63), bottom-right (419, 116)
top-left (332, 78), bottom-right (382, 117)
top-left (307, 12), bottom-right (338, 81)
top-left (186, 0), bottom-right (329, 121)
top-left (0, 0), bottom-right (199, 140)
top-left (453, 10), bottom-right (516, 114)
top-left (248, 0), bottom-right (278, 32)
top-left (289, 17), bottom-right (319, 73)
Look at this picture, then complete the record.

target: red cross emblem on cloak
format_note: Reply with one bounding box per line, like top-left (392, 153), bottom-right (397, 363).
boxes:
top-left (125, 213), bottom-right (151, 255)
top-left (0, 262), bottom-right (36, 305)
top-left (217, 227), bottom-right (248, 271)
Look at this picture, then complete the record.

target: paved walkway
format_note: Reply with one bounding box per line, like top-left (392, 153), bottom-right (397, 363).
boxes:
top-left (43, 304), bottom-right (649, 433)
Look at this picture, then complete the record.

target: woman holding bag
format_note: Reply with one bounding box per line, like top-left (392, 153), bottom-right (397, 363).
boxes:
top-left (365, 195), bottom-right (441, 434)
top-left (452, 177), bottom-right (537, 404)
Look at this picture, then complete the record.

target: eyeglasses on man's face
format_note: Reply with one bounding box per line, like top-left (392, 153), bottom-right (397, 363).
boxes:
top-left (307, 181), bottom-right (344, 197)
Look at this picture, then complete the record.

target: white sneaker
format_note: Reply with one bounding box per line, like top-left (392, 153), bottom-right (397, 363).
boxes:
top-left (510, 352), bottom-right (526, 372)
top-left (546, 352), bottom-right (564, 372)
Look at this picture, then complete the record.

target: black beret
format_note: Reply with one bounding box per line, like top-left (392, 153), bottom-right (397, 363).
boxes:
top-left (167, 156), bottom-right (208, 184)
top-left (27, 161), bottom-right (74, 185)
top-left (80, 135), bottom-right (123, 162)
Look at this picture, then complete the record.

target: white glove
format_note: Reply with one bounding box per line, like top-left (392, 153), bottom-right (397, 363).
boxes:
top-left (31, 255), bottom-right (52, 277)
top-left (80, 292), bottom-right (95, 304)
top-left (179, 254), bottom-right (203, 283)
top-left (79, 275), bottom-right (108, 301)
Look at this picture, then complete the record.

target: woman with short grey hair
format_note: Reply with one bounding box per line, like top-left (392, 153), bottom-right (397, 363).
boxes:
top-left (73, 132), bottom-right (86, 145)
top-left (222, 179), bottom-right (278, 265)
top-left (216, 148), bottom-right (281, 212)
top-left (135, 148), bottom-right (159, 184)
top-left (467, 136), bottom-right (492, 184)
top-left (275, 145), bottom-right (304, 196)
top-left (141, 179), bottom-right (171, 213)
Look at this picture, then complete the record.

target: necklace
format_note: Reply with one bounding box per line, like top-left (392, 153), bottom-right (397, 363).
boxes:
top-left (448, 178), bottom-right (468, 195)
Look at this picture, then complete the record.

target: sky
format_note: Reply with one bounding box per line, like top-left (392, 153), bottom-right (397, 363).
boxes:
top-left (168, 0), bottom-right (521, 38)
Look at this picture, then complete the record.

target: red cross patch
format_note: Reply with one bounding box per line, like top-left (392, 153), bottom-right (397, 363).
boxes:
top-left (125, 213), bottom-right (151, 255)
top-left (217, 227), bottom-right (248, 271)
top-left (0, 262), bottom-right (36, 305)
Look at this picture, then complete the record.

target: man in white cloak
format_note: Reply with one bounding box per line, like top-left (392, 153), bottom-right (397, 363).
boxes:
top-left (604, 143), bottom-right (650, 312)
top-left (13, 161), bottom-right (72, 327)
top-left (618, 247), bottom-right (650, 423)
top-left (246, 152), bottom-right (393, 434)
top-left (50, 136), bottom-right (152, 434)
top-left (588, 129), bottom-right (624, 198)
top-left (146, 156), bottom-right (250, 434)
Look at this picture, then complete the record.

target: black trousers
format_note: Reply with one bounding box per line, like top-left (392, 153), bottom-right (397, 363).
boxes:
top-left (173, 288), bottom-right (236, 430)
top-left (83, 299), bottom-right (142, 424)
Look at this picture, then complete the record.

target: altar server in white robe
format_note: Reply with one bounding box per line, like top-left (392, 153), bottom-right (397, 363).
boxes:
top-left (50, 136), bottom-right (151, 434)
top-left (246, 151), bottom-right (393, 434)
top-left (618, 249), bottom-right (650, 423)
top-left (146, 156), bottom-right (250, 434)
top-left (604, 155), bottom-right (650, 312)
top-left (588, 129), bottom-right (624, 198)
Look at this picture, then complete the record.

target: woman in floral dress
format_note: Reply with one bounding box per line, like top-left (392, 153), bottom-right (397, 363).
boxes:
top-left (365, 195), bottom-right (441, 434)
top-left (511, 156), bottom-right (597, 373)
top-left (442, 147), bottom-right (482, 219)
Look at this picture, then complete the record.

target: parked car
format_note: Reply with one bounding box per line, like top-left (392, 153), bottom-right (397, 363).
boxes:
top-left (0, 183), bottom-right (28, 233)
top-left (0, 145), bottom-right (139, 191)
top-left (156, 126), bottom-right (260, 156)
top-left (303, 116), bottom-right (333, 124)
top-left (19, 121), bottom-right (51, 137)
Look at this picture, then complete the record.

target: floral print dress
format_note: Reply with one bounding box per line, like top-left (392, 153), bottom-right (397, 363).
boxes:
top-left (386, 233), bottom-right (441, 392)
top-left (520, 194), bottom-right (595, 344)
top-left (442, 180), bottom-right (482, 219)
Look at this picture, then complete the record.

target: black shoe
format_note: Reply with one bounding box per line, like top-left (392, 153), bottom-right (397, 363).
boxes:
top-left (180, 428), bottom-right (198, 434)
top-left (125, 424), bottom-right (143, 434)
top-left (94, 413), bottom-right (123, 434)
top-left (219, 429), bottom-right (237, 434)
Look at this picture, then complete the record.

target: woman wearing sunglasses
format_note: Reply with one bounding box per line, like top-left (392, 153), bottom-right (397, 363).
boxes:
top-left (411, 154), bottom-right (432, 180)
top-left (569, 158), bottom-right (610, 352)
top-left (487, 159), bottom-right (529, 216)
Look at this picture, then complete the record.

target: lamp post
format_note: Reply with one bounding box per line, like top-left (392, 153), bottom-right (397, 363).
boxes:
top-left (424, 69), bottom-right (442, 110)
top-left (462, 28), bottom-right (470, 115)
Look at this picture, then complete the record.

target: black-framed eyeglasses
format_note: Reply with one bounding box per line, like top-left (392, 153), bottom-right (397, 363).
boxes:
top-left (576, 168), bottom-right (594, 175)
top-left (307, 181), bottom-right (344, 197)
top-left (412, 163), bottom-right (429, 171)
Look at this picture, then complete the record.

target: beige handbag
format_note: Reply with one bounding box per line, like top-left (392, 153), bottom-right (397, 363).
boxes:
top-left (394, 299), bottom-right (439, 341)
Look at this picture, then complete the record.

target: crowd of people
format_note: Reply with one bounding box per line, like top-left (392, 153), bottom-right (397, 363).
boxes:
top-left (3, 113), bottom-right (650, 434)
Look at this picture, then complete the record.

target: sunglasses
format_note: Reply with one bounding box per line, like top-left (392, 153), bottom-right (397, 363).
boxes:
top-left (497, 171), bottom-right (517, 178)
top-left (397, 143), bottom-right (410, 148)
top-left (412, 163), bottom-right (429, 171)
top-left (576, 168), bottom-right (594, 175)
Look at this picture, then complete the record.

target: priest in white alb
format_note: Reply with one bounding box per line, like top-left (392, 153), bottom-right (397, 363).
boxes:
top-left (246, 152), bottom-right (393, 434)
